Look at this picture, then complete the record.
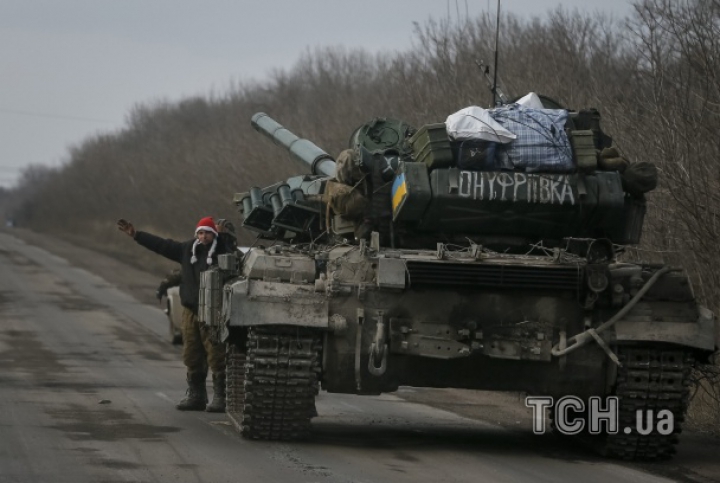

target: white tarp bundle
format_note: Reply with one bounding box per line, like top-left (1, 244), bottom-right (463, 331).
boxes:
top-left (445, 106), bottom-right (517, 143)
top-left (515, 92), bottom-right (545, 109)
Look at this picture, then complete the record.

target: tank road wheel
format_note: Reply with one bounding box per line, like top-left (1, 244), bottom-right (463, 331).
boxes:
top-left (600, 345), bottom-right (693, 460)
top-left (239, 325), bottom-right (321, 441)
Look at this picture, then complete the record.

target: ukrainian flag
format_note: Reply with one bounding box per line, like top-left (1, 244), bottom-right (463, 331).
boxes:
top-left (392, 173), bottom-right (407, 216)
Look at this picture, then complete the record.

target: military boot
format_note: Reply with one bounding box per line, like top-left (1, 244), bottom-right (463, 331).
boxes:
top-left (205, 373), bottom-right (226, 413)
top-left (176, 373), bottom-right (207, 411)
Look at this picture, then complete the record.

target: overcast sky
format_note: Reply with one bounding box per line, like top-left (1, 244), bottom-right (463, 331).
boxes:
top-left (0, 0), bottom-right (633, 188)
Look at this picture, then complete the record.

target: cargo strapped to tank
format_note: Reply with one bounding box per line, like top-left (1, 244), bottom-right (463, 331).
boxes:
top-left (490, 105), bottom-right (574, 172)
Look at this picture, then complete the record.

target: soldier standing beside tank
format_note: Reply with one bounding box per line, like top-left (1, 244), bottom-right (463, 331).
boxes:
top-left (116, 216), bottom-right (235, 412)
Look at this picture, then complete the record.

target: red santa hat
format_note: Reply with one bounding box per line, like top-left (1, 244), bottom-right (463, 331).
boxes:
top-left (194, 216), bottom-right (218, 236)
top-left (191, 216), bottom-right (218, 265)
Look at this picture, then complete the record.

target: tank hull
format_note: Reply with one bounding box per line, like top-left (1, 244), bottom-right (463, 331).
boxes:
top-left (219, 246), bottom-right (714, 400)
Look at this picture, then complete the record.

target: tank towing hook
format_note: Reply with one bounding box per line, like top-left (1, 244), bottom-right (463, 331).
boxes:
top-left (368, 311), bottom-right (388, 376)
top-left (551, 266), bottom-right (673, 365)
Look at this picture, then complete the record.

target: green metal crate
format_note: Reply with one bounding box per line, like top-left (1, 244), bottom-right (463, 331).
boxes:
top-left (409, 123), bottom-right (454, 169)
top-left (570, 130), bottom-right (597, 171)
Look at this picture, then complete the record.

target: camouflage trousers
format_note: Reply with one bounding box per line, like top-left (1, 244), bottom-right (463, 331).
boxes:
top-left (181, 307), bottom-right (226, 379)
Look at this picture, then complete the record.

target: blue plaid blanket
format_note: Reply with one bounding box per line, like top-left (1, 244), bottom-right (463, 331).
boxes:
top-left (489, 105), bottom-right (573, 172)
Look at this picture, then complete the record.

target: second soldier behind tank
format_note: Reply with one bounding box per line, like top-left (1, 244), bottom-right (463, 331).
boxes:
top-left (116, 216), bottom-right (235, 412)
top-left (156, 269), bottom-right (181, 300)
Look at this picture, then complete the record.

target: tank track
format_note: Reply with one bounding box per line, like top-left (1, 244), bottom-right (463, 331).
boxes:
top-left (226, 326), bottom-right (321, 441)
top-left (603, 345), bottom-right (693, 460)
top-left (226, 344), bottom-right (246, 416)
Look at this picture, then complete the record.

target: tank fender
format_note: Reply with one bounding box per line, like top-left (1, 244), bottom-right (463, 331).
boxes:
top-left (226, 278), bottom-right (328, 328)
top-left (242, 249), bottom-right (316, 283)
top-left (614, 305), bottom-right (716, 352)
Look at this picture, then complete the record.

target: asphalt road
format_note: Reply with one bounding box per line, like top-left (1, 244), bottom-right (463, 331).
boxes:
top-left (0, 231), bottom-right (716, 483)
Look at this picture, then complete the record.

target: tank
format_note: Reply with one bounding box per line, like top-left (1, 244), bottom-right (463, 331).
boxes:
top-left (199, 107), bottom-right (717, 460)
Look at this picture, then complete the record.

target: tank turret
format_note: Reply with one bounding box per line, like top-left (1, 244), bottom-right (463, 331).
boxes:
top-left (241, 105), bottom-right (656, 257)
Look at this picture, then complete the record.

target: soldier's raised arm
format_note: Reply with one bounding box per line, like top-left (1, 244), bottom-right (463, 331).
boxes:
top-left (116, 218), bottom-right (136, 238)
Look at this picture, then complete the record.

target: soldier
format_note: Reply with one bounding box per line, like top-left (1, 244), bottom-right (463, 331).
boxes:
top-left (156, 269), bottom-right (181, 301)
top-left (116, 216), bottom-right (234, 412)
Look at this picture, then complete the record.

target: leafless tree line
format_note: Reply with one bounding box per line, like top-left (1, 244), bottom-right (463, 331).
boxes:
top-left (1, 0), bottom-right (718, 424)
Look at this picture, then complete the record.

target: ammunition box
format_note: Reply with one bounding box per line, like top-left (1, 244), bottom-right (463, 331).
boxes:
top-left (570, 130), bottom-right (597, 171)
top-left (409, 123), bottom-right (454, 169)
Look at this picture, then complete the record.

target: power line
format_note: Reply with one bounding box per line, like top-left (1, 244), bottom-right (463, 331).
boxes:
top-left (0, 106), bottom-right (116, 124)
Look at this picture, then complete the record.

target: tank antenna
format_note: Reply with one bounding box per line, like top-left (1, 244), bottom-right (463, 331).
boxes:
top-left (475, 1), bottom-right (507, 109)
top-left (492, 0), bottom-right (501, 106)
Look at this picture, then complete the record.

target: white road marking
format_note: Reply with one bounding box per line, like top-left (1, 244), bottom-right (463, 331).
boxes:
top-left (155, 391), bottom-right (174, 404)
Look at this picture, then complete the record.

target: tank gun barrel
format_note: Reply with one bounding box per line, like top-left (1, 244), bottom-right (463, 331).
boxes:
top-left (251, 112), bottom-right (336, 177)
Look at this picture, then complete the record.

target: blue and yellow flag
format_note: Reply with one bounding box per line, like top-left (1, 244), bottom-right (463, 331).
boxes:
top-left (392, 173), bottom-right (407, 215)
